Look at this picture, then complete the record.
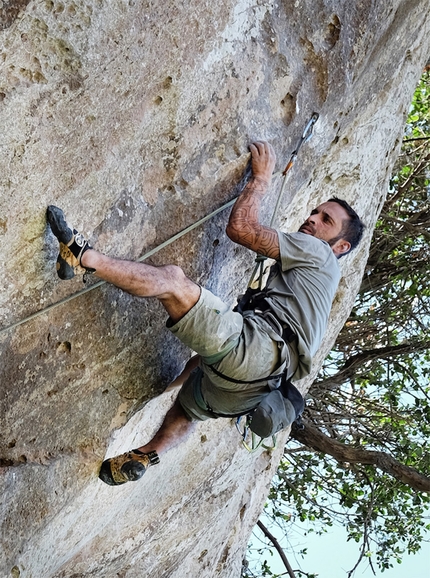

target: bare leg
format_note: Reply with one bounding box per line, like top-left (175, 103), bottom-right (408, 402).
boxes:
top-left (136, 398), bottom-right (196, 456)
top-left (47, 205), bottom-right (199, 321)
top-left (98, 356), bottom-right (201, 485)
top-left (81, 249), bottom-right (200, 323)
top-left (99, 398), bottom-right (197, 485)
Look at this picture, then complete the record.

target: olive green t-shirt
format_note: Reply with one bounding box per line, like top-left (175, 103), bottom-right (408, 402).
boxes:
top-left (262, 231), bottom-right (341, 379)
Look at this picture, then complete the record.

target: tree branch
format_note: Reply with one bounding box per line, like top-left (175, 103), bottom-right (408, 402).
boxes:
top-left (402, 136), bottom-right (430, 142)
top-left (257, 520), bottom-right (297, 578)
top-left (315, 340), bottom-right (430, 388)
top-left (290, 421), bottom-right (430, 492)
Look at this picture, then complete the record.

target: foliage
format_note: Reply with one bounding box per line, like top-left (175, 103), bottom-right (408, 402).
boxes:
top-left (244, 70), bottom-right (430, 577)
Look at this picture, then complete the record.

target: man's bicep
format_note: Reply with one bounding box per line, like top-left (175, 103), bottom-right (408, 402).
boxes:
top-left (231, 223), bottom-right (280, 259)
top-left (254, 225), bottom-right (280, 259)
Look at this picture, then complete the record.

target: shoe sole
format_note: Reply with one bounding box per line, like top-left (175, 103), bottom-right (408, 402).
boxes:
top-left (47, 205), bottom-right (73, 244)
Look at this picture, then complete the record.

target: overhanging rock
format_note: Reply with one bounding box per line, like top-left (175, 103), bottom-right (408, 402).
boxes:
top-left (1, 1), bottom-right (429, 576)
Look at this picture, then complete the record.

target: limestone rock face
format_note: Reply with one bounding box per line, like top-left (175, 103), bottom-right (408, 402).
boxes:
top-left (1, 1), bottom-right (429, 576)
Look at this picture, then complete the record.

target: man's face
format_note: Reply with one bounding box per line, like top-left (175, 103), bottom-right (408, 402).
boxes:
top-left (298, 201), bottom-right (351, 257)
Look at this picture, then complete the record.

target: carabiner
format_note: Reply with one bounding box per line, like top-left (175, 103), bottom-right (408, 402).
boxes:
top-left (236, 416), bottom-right (277, 453)
top-left (301, 112), bottom-right (319, 144)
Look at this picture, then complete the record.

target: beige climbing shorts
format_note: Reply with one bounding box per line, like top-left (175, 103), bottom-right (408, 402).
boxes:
top-left (167, 287), bottom-right (244, 364)
top-left (168, 287), bottom-right (298, 421)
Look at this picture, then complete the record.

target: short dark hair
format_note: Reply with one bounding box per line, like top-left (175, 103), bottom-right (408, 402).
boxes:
top-left (328, 197), bottom-right (365, 256)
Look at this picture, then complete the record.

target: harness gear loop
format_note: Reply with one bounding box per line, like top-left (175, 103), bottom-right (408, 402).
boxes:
top-left (235, 416), bottom-right (277, 453)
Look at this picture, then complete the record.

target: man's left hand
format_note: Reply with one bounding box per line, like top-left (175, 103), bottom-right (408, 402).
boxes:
top-left (249, 141), bottom-right (276, 185)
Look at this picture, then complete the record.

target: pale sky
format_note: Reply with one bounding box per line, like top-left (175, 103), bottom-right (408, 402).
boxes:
top-left (251, 517), bottom-right (430, 577)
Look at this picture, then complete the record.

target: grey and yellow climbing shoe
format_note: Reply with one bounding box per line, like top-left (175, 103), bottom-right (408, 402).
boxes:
top-left (47, 205), bottom-right (95, 280)
top-left (99, 449), bottom-right (160, 486)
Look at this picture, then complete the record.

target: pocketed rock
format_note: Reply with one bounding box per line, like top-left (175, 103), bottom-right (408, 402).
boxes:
top-left (1, 1), bottom-right (429, 576)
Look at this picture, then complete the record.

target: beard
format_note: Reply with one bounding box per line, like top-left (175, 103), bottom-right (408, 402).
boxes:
top-left (298, 222), bottom-right (343, 247)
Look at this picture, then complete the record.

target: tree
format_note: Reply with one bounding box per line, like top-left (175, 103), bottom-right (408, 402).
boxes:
top-left (244, 70), bottom-right (430, 577)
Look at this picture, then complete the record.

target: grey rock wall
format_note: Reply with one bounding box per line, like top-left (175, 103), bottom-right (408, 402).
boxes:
top-left (1, 1), bottom-right (429, 576)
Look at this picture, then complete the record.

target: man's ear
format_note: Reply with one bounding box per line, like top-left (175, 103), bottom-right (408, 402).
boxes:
top-left (332, 239), bottom-right (351, 257)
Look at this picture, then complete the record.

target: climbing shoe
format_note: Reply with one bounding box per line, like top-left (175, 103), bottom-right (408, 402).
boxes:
top-left (98, 449), bottom-right (160, 486)
top-left (46, 205), bottom-right (95, 280)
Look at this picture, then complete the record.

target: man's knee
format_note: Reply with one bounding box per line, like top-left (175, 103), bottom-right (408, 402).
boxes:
top-left (162, 264), bottom-right (199, 300)
top-left (171, 397), bottom-right (197, 425)
top-left (158, 265), bottom-right (200, 321)
top-left (162, 264), bottom-right (187, 285)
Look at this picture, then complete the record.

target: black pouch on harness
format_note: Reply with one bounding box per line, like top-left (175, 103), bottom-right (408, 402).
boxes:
top-left (248, 378), bottom-right (305, 438)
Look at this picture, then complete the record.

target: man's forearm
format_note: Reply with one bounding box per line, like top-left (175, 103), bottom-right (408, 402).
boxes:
top-left (226, 176), bottom-right (268, 238)
top-left (226, 176), bottom-right (280, 259)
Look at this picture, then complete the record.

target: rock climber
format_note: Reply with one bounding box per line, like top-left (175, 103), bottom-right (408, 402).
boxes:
top-left (47, 141), bottom-right (365, 486)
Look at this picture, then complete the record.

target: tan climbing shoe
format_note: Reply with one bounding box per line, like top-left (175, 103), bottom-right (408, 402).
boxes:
top-left (99, 449), bottom-right (160, 486)
top-left (47, 205), bottom-right (95, 280)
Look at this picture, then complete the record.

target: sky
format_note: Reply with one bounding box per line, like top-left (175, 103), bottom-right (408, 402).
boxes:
top-left (288, 523), bottom-right (430, 578)
top-left (249, 517), bottom-right (430, 578)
